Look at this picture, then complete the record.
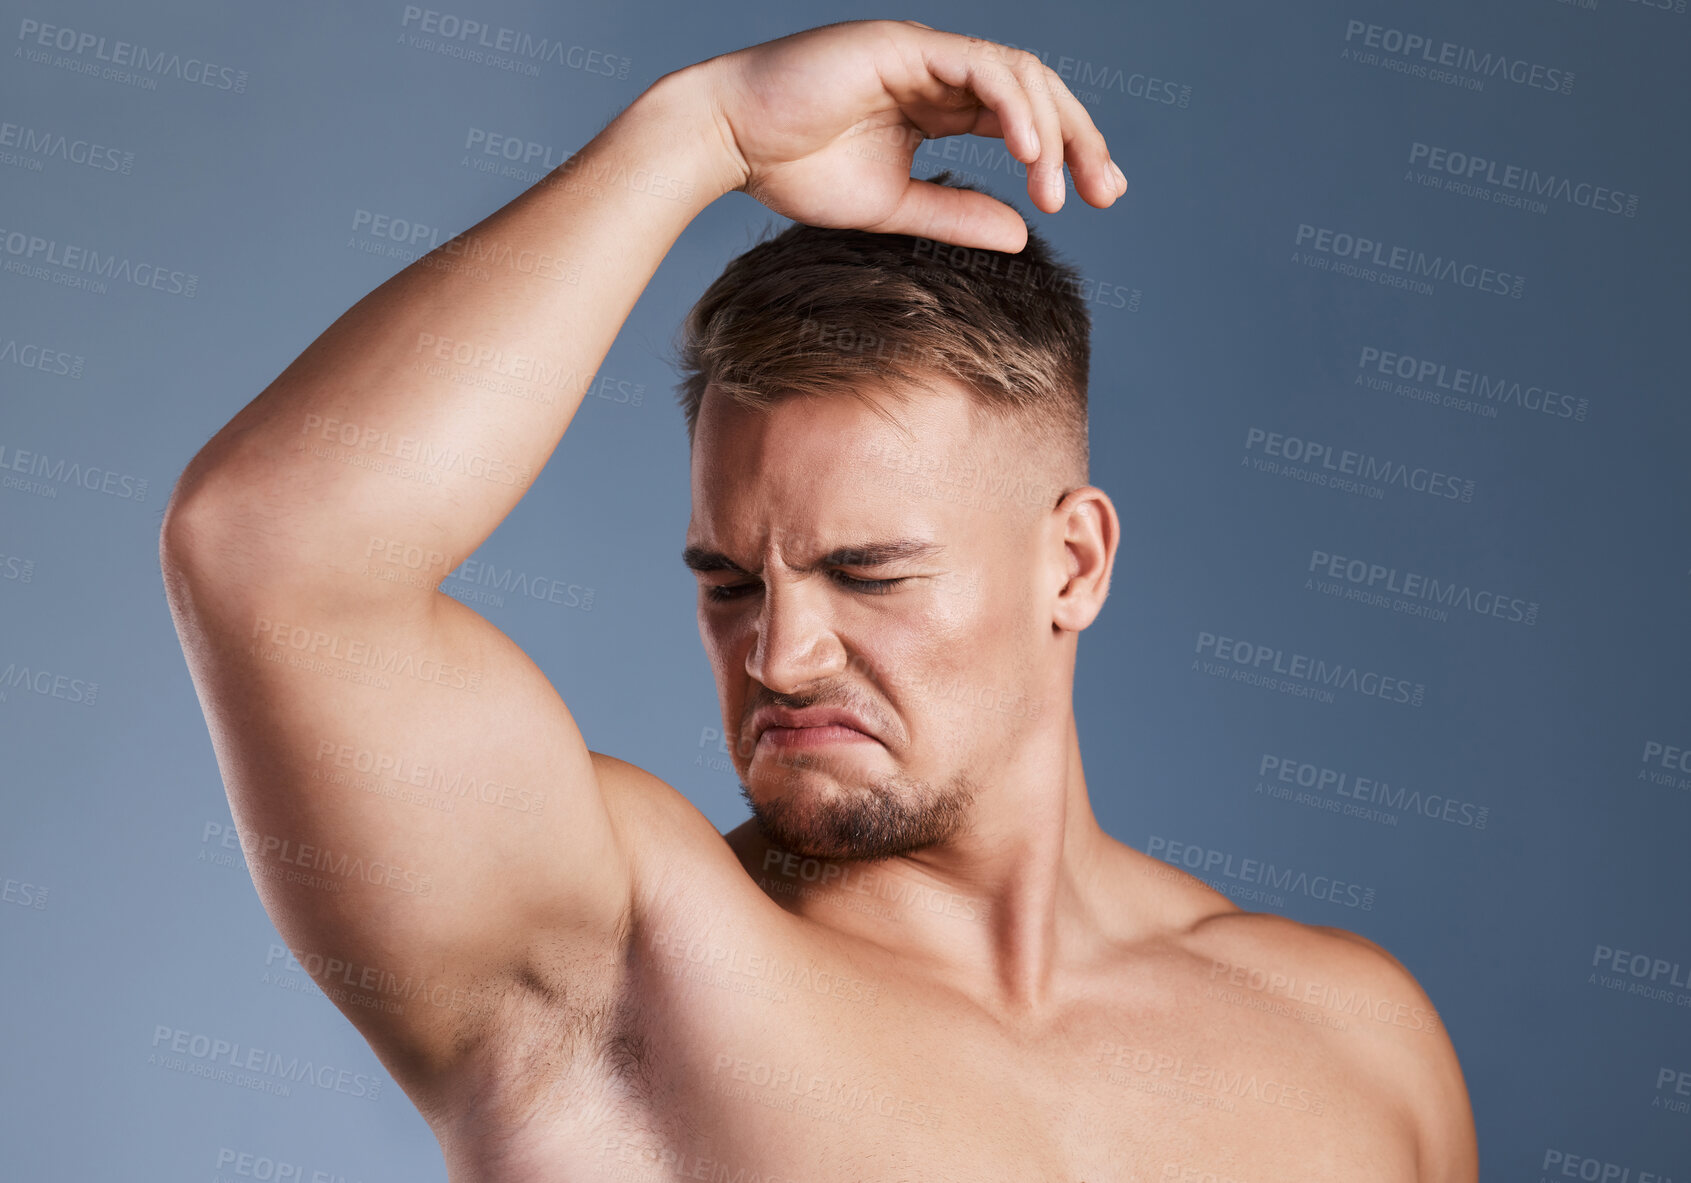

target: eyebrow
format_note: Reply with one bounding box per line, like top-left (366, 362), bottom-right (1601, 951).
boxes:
top-left (681, 538), bottom-right (945, 576)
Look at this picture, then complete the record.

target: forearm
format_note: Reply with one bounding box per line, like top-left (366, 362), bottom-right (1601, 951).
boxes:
top-left (163, 63), bottom-right (738, 593)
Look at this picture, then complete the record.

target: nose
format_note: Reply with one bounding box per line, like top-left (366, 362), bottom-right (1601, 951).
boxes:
top-left (745, 574), bottom-right (847, 694)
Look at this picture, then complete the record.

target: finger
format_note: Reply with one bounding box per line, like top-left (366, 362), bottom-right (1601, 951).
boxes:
top-left (1029, 63), bottom-right (1124, 208)
top-left (1007, 53), bottom-right (1069, 212)
top-left (963, 107), bottom-right (1006, 141)
top-left (870, 177), bottom-right (1029, 253)
top-left (894, 29), bottom-right (1122, 209)
top-left (908, 34), bottom-right (1044, 167)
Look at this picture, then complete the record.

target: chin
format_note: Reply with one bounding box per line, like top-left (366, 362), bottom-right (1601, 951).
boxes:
top-left (736, 765), bottom-right (977, 863)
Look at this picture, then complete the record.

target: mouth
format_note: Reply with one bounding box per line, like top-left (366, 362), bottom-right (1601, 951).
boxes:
top-left (756, 722), bottom-right (877, 751)
top-left (749, 704), bottom-right (881, 754)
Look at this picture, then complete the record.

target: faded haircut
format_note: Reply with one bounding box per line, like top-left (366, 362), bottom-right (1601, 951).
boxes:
top-left (670, 172), bottom-right (1092, 490)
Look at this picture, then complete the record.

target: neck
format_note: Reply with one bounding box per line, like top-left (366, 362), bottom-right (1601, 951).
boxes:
top-left (728, 713), bottom-right (1120, 1020)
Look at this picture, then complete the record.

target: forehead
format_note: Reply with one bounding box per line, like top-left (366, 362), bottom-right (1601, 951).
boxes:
top-left (687, 378), bottom-right (992, 539)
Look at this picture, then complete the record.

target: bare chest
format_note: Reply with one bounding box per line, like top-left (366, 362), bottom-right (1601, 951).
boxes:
top-left (436, 914), bottom-right (1419, 1183)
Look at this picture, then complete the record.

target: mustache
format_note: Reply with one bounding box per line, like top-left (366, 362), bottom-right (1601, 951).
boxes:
top-left (740, 686), bottom-right (887, 738)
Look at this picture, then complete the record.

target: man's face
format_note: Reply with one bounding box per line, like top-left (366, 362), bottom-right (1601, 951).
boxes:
top-left (685, 377), bottom-right (1057, 862)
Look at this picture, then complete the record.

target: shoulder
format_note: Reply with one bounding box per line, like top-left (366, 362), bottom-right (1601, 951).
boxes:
top-left (587, 750), bottom-right (776, 922)
top-left (1189, 909), bottom-right (1478, 1182)
top-left (590, 749), bottom-right (723, 846)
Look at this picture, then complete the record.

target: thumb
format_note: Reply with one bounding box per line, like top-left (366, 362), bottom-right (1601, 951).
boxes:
top-left (875, 178), bottom-right (1029, 253)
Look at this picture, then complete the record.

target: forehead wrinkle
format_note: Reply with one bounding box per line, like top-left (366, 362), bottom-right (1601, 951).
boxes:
top-left (687, 381), bottom-right (984, 577)
top-left (681, 536), bottom-right (945, 577)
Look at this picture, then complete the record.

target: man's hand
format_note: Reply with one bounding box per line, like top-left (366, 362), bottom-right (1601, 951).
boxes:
top-left (693, 19), bottom-right (1127, 252)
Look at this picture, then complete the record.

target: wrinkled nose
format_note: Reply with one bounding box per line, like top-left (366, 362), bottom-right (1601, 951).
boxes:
top-left (745, 576), bottom-right (847, 695)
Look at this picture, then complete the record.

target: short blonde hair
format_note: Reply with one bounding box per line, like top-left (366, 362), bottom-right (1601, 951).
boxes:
top-left (670, 173), bottom-right (1091, 488)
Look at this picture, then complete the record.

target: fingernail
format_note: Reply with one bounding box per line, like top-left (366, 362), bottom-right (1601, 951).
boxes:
top-left (1110, 160), bottom-right (1127, 190)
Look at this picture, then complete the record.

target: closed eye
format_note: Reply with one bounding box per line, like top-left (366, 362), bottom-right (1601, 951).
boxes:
top-left (832, 573), bottom-right (904, 595)
top-left (703, 572), bottom-right (907, 601)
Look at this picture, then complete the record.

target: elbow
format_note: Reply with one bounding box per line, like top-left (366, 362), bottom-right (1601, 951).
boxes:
top-left (157, 448), bottom-right (284, 599)
top-left (158, 473), bottom-right (243, 609)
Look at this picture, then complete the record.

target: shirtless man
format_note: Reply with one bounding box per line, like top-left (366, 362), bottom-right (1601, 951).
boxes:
top-left (159, 18), bottom-right (1477, 1181)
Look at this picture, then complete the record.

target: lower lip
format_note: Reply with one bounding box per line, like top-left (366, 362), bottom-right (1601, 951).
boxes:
top-left (758, 724), bottom-right (874, 749)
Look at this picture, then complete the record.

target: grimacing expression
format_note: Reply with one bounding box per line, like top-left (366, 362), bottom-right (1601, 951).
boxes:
top-left (684, 377), bottom-right (1062, 861)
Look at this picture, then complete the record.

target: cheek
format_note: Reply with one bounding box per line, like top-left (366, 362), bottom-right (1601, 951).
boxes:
top-left (878, 599), bottom-right (999, 737)
top-left (908, 579), bottom-right (1039, 734)
top-left (699, 601), bottom-right (755, 649)
top-left (698, 614), bottom-right (745, 685)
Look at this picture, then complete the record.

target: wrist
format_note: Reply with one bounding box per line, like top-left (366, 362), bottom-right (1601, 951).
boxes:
top-left (633, 60), bottom-right (750, 203)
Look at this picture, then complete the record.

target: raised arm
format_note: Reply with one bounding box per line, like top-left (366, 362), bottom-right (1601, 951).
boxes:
top-left (158, 61), bottom-right (744, 1097)
top-left (158, 18), bottom-right (1124, 1102)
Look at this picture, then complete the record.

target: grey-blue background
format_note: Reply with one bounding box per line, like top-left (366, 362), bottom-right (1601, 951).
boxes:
top-left (2, 0), bottom-right (1687, 1178)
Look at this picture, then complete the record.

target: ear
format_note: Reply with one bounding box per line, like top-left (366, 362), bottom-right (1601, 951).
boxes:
top-left (1049, 486), bottom-right (1119, 633)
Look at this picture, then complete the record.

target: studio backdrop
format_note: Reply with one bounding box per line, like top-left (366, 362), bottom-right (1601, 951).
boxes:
top-left (2, 0), bottom-right (1687, 1178)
